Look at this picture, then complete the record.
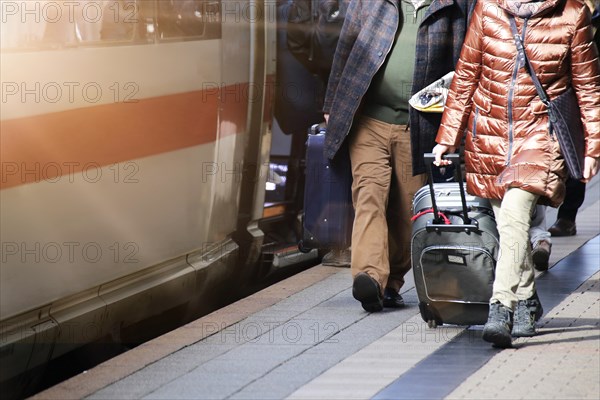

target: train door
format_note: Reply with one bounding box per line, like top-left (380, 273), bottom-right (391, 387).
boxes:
top-left (257, 1), bottom-right (325, 271)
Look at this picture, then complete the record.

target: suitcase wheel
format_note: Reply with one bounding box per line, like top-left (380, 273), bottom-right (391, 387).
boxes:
top-left (419, 302), bottom-right (442, 329)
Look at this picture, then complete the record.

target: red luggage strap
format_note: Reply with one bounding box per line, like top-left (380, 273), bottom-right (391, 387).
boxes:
top-left (411, 208), bottom-right (451, 224)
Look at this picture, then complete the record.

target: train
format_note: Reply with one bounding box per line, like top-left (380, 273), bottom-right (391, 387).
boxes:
top-left (0, 0), bottom-right (321, 396)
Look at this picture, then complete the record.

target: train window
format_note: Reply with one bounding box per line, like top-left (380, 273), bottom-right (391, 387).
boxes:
top-left (0, 0), bottom-right (153, 50)
top-left (76, 1), bottom-right (154, 44)
top-left (0, 0), bottom-right (220, 50)
top-left (98, 0), bottom-right (137, 41)
top-left (156, 0), bottom-right (221, 40)
top-left (0, 0), bottom-right (68, 49)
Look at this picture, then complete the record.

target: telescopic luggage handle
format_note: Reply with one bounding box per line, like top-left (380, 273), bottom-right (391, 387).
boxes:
top-left (423, 153), bottom-right (479, 233)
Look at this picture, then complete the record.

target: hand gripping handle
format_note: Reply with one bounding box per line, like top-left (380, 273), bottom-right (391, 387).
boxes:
top-left (423, 153), bottom-right (474, 230)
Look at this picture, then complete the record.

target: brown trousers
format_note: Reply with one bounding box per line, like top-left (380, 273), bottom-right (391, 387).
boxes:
top-left (348, 116), bottom-right (426, 293)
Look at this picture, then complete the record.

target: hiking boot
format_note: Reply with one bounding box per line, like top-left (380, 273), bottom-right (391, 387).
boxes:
top-left (512, 301), bottom-right (536, 337)
top-left (482, 302), bottom-right (513, 348)
top-left (532, 239), bottom-right (551, 271)
top-left (512, 291), bottom-right (543, 337)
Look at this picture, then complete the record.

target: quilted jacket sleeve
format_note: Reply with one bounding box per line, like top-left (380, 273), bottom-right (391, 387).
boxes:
top-left (435, 0), bottom-right (484, 148)
top-left (571, 3), bottom-right (600, 159)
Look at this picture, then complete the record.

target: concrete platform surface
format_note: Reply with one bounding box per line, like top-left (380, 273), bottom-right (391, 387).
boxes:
top-left (33, 178), bottom-right (600, 400)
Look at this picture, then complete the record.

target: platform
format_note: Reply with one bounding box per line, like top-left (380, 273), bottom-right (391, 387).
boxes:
top-left (33, 194), bottom-right (600, 400)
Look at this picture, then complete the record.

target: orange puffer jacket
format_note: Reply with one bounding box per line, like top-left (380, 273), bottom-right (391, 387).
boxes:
top-left (436, 0), bottom-right (600, 207)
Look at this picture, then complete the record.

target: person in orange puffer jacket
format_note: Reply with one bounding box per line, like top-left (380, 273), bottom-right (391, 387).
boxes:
top-left (433, 0), bottom-right (600, 348)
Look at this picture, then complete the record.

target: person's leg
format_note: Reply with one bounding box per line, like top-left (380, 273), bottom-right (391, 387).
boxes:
top-left (385, 124), bottom-right (426, 306)
top-left (557, 177), bottom-right (586, 221)
top-left (348, 117), bottom-right (393, 311)
top-left (513, 213), bottom-right (543, 337)
top-left (549, 177), bottom-right (586, 236)
top-left (529, 205), bottom-right (552, 270)
top-left (483, 188), bottom-right (538, 347)
top-left (491, 188), bottom-right (538, 308)
top-left (529, 205), bottom-right (550, 244)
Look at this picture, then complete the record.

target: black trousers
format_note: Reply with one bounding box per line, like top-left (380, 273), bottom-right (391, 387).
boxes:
top-left (557, 177), bottom-right (586, 222)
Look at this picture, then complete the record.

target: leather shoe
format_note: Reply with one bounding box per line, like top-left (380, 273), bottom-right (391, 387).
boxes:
top-left (548, 218), bottom-right (576, 237)
top-left (383, 288), bottom-right (405, 308)
top-left (531, 239), bottom-right (551, 271)
top-left (352, 272), bottom-right (383, 312)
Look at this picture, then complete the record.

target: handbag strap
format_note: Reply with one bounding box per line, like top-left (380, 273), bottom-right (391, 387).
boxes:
top-left (507, 15), bottom-right (552, 108)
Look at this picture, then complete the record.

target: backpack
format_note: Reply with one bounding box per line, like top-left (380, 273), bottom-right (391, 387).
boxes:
top-left (286, 0), bottom-right (348, 78)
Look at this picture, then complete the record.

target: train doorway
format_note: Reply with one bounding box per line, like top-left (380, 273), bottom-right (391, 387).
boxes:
top-left (258, 0), bottom-right (328, 274)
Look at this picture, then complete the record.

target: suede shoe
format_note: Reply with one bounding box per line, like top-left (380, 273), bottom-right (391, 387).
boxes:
top-left (512, 300), bottom-right (537, 337)
top-left (352, 272), bottom-right (383, 312)
top-left (512, 292), bottom-right (543, 337)
top-left (512, 292), bottom-right (544, 337)
top-left (383, 288), bottom-right (405, 308)
top-left (321, 248), bottom-right (351, 267)
top-left (482, 302), bottom-right (513, 348)
top-left (531, 239), bottom-right (551, 271)
top-left (548, 218), bottom-right (577, 237)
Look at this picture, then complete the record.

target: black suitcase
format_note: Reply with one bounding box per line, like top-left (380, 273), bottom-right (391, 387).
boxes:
top-left (411, 154), bottom-right (499, 327)
top-left (299, 124), bottom-right (353, 252)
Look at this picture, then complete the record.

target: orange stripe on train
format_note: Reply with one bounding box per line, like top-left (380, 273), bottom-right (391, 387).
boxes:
top-left (1, 86), bottom-right (250, 190)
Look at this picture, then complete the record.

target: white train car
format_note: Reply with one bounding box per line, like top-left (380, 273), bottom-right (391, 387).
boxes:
top-left (0, 0), bottom-right (288, 395)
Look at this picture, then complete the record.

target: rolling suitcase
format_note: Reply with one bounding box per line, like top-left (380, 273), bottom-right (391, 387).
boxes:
top-left (411, 154), bottom-right (499, 327)
top-left (299, 124), bottom-right (354, 252)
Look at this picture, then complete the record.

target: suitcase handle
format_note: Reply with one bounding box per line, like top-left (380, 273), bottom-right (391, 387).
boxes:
top-left (423, 153), bottom-right (478, 232)
top-left (309, 123), bottom-right (327, 136)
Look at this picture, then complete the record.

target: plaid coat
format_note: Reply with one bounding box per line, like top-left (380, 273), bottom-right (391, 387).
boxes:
top-left (323, 0), bottom-right (475, 175)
